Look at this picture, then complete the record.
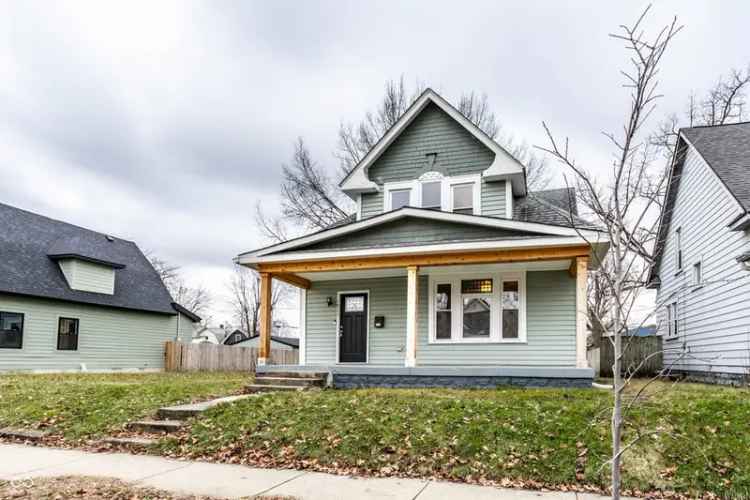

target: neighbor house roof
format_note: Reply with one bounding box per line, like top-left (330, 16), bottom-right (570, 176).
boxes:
top-left (0, 202), bottom-right (177, 315)
top-left (681, 122), bottom-right (750, 210)
top-left (649, 122), bottom-right (750, 287)
top-left (171, 302), bottom-right (201, 322)
top-left (514, 188), bottom-right (598, 229)
top-left (238, 333), bottom-right (300, 349)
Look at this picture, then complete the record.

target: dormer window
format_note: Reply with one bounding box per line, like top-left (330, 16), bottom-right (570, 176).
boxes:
top-left (382, 173), bottom-right (480, 214)
top-left (421, 182), bottom-right (442, 210)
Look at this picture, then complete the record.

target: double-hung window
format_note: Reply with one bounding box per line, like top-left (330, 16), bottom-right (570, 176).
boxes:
top-left (692, 260), bottom-right (702, 287)
top-left (382, 174), bottom-right (480, 214)
top-left (420, 181), bottom-right (442, 210)
top-left (0, 311), bottom-right (24, 349)
top-left (451, 183), bottom-right (474, 215)
top-left (388, 188), bottom-right (412, 211)
top-left (57, 317), bottom-right (79, 351)
top-left (429, 273), bottom-right (525, 343)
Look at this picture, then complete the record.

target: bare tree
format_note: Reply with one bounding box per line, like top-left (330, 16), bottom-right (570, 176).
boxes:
top-left (538, 7), bottom-right (682, 498)
top-left (147, 252), bottom-right (212, 318)
top-left (258, 77), bottom-right (552, 242)
top-left (227, 265), bottom-right (290, 336)
top-left (653, 66), bottom-right (750, 158)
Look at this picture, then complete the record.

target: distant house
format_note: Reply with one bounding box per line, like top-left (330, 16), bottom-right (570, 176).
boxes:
top-left (192, 326), bottom-right (231, 345)
top-left (0, 202), bottom-right (201, 372)
top-left (228, 332), bottom-right (299, 351)
top-left (649, 122), bottom-right (750, 384)
top-left (626, 325), bottom-right (657, 337)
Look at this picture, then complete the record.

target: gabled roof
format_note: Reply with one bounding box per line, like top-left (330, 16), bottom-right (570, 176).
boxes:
top-left (339, 88), bottom-right (527, 197)
top-left (241, 333), bottom-right (300, 349)
top-left (514, 188), bottom-right (598, 229)
top-left (0, 202), bottom-right (176, 315)
top-left (649, 122), bottom-right (750, 287)
top-left (172, 302), bottom-right (201, 322)
top-left (237, 206), bottom-right (608, 265)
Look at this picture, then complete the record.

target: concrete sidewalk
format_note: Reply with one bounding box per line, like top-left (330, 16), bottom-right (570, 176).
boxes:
top-left (0, 444), bottom-right (616, 499)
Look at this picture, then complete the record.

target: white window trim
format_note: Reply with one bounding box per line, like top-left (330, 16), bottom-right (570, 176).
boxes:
top-left (382, 174), bottom-right (481, 214)
top-left (666, 302), bottom-right (678, 339)
top-left (692, 258), bottom-right (703, 288)
top-left (383, 181), bottom-right (415, 212)
top-left (674, 227), bottom-right (683, 272)
top-left (427, 271), bottom-right (526, 344)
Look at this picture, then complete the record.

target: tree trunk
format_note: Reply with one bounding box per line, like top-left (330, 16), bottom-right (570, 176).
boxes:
top-left (610, 231), bottom-right (624, 499)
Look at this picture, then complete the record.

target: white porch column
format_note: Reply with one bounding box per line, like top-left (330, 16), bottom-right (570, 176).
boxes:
top-left (405, 265), bottom-right (419, 367)
top-left (298, 287), bottom-right (306, 366)
top-left (574, 256), bottom-right (589, 368)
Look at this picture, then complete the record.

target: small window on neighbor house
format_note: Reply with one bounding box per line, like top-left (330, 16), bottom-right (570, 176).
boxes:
top-left (435, 284), bottom-right (452, 340)
top-left (421, 181), bottom-right (442, 210)
top-left (693, 261), bottom-right (702, 286)
top-left (675, 228), bottom-right (683, 271)
top-left (666, 303), bottom-right (678, 338)
top-left (452, 183), bottom-right (474, 215)
top-left (57, 317), bottom-right (79, 351)
top-left (389, 189), bottom-right (411, 211)
top-left (0, 311), bottom-right (24, 349)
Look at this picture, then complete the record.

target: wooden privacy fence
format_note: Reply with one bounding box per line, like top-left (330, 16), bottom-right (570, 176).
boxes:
top-left (599, 336), bottom-right (663, 377)
top-left (164, 341), bottom-right (298, 372)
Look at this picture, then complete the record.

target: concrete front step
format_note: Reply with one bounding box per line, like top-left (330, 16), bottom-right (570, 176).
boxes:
top-left (126, 419), bottom-right (183, 434)
top-left (253, 376), bottom-right (325, 387)
top-left (0, 427), bottom-right (48, 442)
top-left (157, 394), bottom-right (253, 421)
top-left (101, 437), bottom-right (156, 448)
top-left (244, 384), bottom-right (306, 394)
top-left (256, 371), bottom-right (329, 379)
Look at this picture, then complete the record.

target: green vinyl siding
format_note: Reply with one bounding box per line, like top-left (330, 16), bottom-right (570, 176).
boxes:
top-left (361, 192), bottom-right (384, 219)
top-left (299, 217), bottom-right (536, 251)
top-left (0, 293), bottom-right (187, 372)
top-left (482, 180), bottom-right (508, 218)
top-left (58, 258), bottom-right (116, 295)
top-left (368, 103), bottom-right (494, 183)
top-left (304, 270), bottom-right (575, 367)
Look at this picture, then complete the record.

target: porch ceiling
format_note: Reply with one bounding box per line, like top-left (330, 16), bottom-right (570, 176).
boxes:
top-left (297, 259), bottom-right (573, 282)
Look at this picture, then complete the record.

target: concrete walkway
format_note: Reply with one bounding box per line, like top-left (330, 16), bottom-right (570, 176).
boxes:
top-left (0, 444), bottom-right (618, 499)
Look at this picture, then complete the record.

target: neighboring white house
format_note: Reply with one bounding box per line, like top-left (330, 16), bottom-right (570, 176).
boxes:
top-left (648, 122), bottom-right (750, 384)
top-left (192, 326), bottom-right (231, 344)
top-left (0, 202), bottom-right (201, 372)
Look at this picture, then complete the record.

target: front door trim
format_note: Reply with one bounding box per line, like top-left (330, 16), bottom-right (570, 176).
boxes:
top-left (336, 290), bottom-right (369, 364)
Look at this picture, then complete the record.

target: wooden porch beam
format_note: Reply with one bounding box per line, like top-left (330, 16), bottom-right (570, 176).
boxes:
top-left (257, 245), bottom-right (591, 274)
top-left (258, 272), bottom-right (272, 366)
top-left (273, 272), bottom-right (311, 290)
top-left (574, 256), bottom-right (589, 369)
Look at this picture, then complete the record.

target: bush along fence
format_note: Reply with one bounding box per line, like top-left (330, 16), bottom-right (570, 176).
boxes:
top-left (164, 341), bottom-right (298, 372)
top-left (599, 335), bottom-right (663, 377)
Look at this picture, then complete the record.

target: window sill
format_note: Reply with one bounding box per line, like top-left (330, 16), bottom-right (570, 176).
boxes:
top-left (428, 339), bottom-right (527, 345)
top-left (690, 284), bottom-right (704, 292)
top-left (664, 336), bottom-right (679, 341)
top-left (674, 270), bottom-right (683, 277)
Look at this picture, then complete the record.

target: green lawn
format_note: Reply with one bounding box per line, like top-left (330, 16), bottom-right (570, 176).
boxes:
top-left (161, 382), bottom-right (750, 498)
top-left (0, 372), bottom-right (247, 439)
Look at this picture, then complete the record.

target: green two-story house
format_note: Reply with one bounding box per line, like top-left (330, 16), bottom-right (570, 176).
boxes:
top-left (237, 89), bottom-right (608, 388)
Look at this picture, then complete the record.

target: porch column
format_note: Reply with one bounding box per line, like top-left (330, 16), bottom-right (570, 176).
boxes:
top-left (405, 265), bottom-right (419, 367)
top-left (258, 272), bottom-right (273, 366)
top-left (574, 256), bottom-right (589, 368)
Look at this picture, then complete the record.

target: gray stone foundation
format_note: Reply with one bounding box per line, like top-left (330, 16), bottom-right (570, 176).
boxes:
top-left (332, 373), bottom-right (592, 389)
top-left (671, 370), bottom-right (750, 387)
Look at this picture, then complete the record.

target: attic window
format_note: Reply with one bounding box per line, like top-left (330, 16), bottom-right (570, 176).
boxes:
top-left (421, 182), bottom-right (442, 210)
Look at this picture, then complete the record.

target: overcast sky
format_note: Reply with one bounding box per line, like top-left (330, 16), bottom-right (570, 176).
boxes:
top-left (1, 1), bottom-right (748, 325)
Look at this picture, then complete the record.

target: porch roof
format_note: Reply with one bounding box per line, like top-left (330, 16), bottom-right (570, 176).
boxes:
top-left (236, 207), bottom-right (608, 268)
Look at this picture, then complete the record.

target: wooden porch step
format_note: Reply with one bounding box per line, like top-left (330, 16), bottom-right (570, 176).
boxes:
top-left (244, 384), bottom-right (306, 394)
top-left (256, 371), bottom-right (328, 379)
top-left (0, 427), bottom-right (48, 442)
top-left (253, 376), bottom-right (325, 387)
top-left (126, 419), bottom-right (184, 433)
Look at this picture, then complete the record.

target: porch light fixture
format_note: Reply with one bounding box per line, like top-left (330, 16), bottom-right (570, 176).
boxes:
top-left (326, 296), bottom-right (334, 307)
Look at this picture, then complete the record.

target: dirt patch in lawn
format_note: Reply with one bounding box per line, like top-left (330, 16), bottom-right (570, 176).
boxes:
top-left (0, 475), bottom-right (295, 500)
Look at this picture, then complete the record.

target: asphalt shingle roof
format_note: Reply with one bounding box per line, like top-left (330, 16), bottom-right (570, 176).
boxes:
top-left (514, 187), bottom-right (599, 229)
top-left (682, 122), bottom-right (750, 210)
top-left (0, 202), bottom-right (177, 315)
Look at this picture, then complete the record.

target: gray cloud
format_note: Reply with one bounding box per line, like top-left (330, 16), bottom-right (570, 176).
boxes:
top-left (1, 0), bottom-right (748, 322)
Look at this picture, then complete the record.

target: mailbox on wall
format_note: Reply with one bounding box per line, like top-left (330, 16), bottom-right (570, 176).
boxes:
top-left (374, 316), bottom-right (385, 328)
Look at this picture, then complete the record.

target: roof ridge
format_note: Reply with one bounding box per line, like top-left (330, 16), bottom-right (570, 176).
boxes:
top-left (681, 120), bottom-right (750, 131)
top-left (0, 201), bottom-right (135, 244)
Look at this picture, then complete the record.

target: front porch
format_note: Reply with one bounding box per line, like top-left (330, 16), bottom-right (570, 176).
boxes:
top-left (244, 244), bottom-right (597, 388)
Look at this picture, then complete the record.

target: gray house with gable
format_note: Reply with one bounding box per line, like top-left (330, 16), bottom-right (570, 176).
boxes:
top-left (649, 122), bottom-right (750, 384)
top-left (237, 89), bottom-right (609, 388)
top-left (0, 203), bottom-right (200, 372)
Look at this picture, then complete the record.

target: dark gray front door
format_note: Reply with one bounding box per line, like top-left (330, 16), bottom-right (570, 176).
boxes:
top-left (339, 294), bottom-right (367, 363)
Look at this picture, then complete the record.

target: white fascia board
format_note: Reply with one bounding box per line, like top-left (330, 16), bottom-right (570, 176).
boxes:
top-left (241, 236), bottom-right (606, 266)
top-left (339, 89), bottom-right (526, 197)
top-left (237, 207), bottom-right (607, 260)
